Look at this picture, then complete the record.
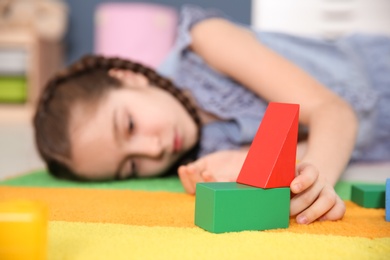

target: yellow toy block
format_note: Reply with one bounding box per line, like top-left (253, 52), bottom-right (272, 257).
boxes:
top-left (0, 200), bottom-right (48, 260)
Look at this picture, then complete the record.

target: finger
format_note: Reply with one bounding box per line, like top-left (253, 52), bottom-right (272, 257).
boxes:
top-left (290, 163), bottom-right (319, 194)
top-left (184, 163), bottom-right (206, 194)
top-left (190, 159), bottom-right (207, 174)
top-left (290, 180), bottom-right (323, 216)
top-left (295, 185), bottom-right (337, 224)
top-left (186, 159), bottom-right (207, 189)
top-left (183, 164), bottom-right (204, 194)
top-left (319, 196), bottom-right (346, 221)
top-left (202, 170), bottom-right (216, 182)
top-left (178, 166), bottom-right (195, 194)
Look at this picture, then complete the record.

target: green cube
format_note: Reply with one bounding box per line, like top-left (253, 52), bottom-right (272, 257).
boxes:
top-left (195, 182), bottom-right (290, 233)
top-left (351, 184), bottom-right (386, 208)
top-left (0, 76), bottom-right (27, 102)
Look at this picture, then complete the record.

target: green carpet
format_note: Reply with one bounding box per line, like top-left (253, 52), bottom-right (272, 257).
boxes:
top-left (1, 169), bottom-right (382, 200)
top-left (0, 170), bottom-right (185, 192)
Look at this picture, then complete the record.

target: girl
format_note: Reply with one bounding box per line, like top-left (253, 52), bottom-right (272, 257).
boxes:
top-left (33, 6), bottom-right (390, 225)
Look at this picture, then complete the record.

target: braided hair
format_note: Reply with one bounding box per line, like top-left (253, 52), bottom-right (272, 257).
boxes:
top-left (33, 55), bottom-right (202, 180)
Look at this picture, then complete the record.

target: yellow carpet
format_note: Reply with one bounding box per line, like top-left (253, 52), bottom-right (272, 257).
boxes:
top-left (1, 186), bottom-right (390, 259)
top-left (49, 221), bottom-right (390, 260)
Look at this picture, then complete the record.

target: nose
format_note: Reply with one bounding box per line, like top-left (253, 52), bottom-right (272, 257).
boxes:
top-left (127, 134), bottom-right (163, 158)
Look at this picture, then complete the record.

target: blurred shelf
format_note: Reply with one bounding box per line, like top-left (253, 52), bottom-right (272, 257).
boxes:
top-left (0, 27), bottom-right (63, 105)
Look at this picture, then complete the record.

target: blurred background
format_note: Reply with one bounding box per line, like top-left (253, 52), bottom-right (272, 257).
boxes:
top-left (0, 0), bottom-right (389, 179)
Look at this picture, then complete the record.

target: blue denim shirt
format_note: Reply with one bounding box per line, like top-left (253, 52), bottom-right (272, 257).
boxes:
top-left (158, 5), bottom-right (390, 162)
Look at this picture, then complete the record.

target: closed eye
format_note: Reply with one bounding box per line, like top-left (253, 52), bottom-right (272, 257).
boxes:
top-left (114, 111), bottom-right (136, 180)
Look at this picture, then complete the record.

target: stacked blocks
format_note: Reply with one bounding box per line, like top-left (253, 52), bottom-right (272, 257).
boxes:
top-left (236, 103), bottom-right (299, 188)
top-left (195, 183), bottom-right (290, 233)
top-left (351, 184), bottom-right (386, 208)
top-left (195, 102), bottom-right (299, 233)
top-left (386, 179), bottom-right (390, 221)
top-left (0, 200), bottom-right (48, 260)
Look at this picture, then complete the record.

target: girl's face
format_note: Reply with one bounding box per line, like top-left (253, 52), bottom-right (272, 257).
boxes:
top-left (68, 71), bottom-right (198, 180)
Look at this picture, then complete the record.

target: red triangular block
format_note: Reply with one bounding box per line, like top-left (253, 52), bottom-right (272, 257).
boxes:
top-left (236, 102), bottom-right (299, 188)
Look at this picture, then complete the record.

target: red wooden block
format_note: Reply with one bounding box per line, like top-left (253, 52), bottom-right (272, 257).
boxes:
top-left (236, 102), bottom-right (299, 188)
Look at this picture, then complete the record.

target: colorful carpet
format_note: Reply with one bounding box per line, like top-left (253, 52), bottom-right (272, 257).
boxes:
top-left (0, 170), bottom-right (389, 259)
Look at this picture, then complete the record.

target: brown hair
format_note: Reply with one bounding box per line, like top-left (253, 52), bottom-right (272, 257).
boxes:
top-left (33, 55), bottom-right (202, 180)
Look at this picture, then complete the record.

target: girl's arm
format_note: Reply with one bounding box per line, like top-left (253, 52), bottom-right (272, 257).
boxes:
top-left (180, 18), bottom-right (358, 224)
top-left (189, 18), bottom-right (358, 185)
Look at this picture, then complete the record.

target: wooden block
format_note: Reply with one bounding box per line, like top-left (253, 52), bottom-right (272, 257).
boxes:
top-left (351, 184), bottom-right (386, 208)
top-left (0, 200), bottom-right (48, 260)
top-left (237, 102), bottom-right (299, 188)
top-left (195, 182), bottom-right (290, 233)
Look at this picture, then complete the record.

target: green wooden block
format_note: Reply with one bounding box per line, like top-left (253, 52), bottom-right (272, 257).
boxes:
top-left (0, 76), bottom-right (27, 102)
top-left (195, 182), bottom-right (290, 233)
top-left (351, 184), bottom-right (386, 208)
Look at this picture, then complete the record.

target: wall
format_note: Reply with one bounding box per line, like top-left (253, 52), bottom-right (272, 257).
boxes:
top-left (252, 0), bottom-right (390, 39)
top-left (63, 0), bottom-right (251, 64)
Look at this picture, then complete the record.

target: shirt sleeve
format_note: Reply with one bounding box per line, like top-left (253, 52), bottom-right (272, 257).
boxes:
top-left (157, 5), bottom-right (227, 77)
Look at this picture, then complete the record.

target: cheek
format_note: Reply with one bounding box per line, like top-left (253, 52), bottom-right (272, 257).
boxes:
top-left (138, 154), bottom-right (179, 177)
top-left (136, 107), bottom-right (171, 132)
top-left (142, 94), bottom-right (174, 119)
top-left (71, 141), bottom-right (119, 179)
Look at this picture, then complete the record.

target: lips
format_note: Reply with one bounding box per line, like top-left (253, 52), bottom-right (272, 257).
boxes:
top-left (173, 131), bottom-right (182, 154)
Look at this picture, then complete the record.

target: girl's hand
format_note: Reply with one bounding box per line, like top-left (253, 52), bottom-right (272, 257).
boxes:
top-left (178, 150), bottom-right (246, 194)
top-left (178, 152), bottom-right (346, 224)
top-left (290, 162), bottom-right (346, 224)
